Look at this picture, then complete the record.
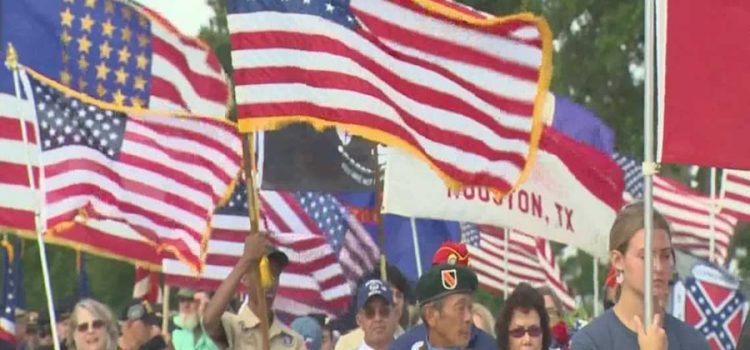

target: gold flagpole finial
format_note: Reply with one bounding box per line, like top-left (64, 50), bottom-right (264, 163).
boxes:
top-left (5, 42), bottom-right (18, 71)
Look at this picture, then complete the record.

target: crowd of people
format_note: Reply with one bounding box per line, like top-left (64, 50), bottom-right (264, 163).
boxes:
top-left (6, 202), bottom-right (712, 350)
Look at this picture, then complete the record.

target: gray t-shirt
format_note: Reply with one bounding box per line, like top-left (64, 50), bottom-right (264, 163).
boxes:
top-left (570, 310), bottom-right (709, 350)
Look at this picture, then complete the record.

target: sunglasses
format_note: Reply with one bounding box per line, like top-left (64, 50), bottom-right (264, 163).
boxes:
top-left (509, 326), bottom-right (542, 338)
top-left (76, 320), bottom-right (105, 333)
top-left (363, 306), bottom-right (391, 319)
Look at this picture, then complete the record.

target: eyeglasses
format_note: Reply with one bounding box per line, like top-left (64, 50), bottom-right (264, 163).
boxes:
top-left (363, 306), bottom-right (391, 319)
top-left (509, 326), bottom-right (542, 338)
top-left (76, 320), bottom-right (105, 333)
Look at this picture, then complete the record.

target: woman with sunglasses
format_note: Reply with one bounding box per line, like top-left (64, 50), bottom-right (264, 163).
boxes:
top-left (65, 299), bottom-right (119, 350)
top-left (495, 283), bottom-right (550, 350)
top-left (570, 203), bottom-right (709, 350)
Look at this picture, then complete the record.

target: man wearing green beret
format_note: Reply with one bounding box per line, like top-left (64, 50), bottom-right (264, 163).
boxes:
top-left (415, 264), bottom-right (479, 350)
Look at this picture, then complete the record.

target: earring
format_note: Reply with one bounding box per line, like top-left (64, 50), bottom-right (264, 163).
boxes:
top-left (615, 270), bottom-right (624, 284)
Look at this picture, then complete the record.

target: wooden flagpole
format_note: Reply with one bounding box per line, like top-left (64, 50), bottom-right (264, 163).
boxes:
top-left (242, 133), bottom-right (270, 350)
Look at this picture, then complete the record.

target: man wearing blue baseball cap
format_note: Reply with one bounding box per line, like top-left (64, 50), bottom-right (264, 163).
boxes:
top-left (353, 279), bottom-right (398, 350)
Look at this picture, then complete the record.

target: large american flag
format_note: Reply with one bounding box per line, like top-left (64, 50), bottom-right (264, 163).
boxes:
top-left (12, 71), bottom-right (241, 270)
top-left (613, 154), bottom-right (737, 263)
top-left (227, 0), bottom-right (552, 192)
top-left (162, 182), bottom-right (379, 321)
top-left (461, 224), bottom-right (575, 309)
top-left (720, 170), bottom-right (750, 222)
top-left (0, 0), bottom-right (230, 266)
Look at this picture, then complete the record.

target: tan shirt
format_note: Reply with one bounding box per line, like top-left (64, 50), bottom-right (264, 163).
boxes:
top-left (334, 326), bottom-right (404, 350)
top-left (220, 305), bottom-right (305, 350)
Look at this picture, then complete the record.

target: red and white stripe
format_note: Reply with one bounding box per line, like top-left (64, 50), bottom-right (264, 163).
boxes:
top-left (22, 71), bottom-right (241, 270)
top-left (229, 0), bottom-right (551, 192)
top-left (720, 169), bottom-right (750, 222)
top-left (133, 2), bottom-right (230, 117)
top-left (466, 225), bottom-right (575, 309)
top-left (162, 192), bottom-right (356, 321)
top-left (653, 176), bottom-right (737, 264)
top-left (133, 266), bottom-right (162, 304)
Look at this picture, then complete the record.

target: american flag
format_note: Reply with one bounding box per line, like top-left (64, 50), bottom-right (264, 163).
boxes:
top-left (133, 266), bottom-right (162, 304)
top-left (720, 170), bottom-right (750, 222)
top-left (612, 154), bottom-right (737, 263)
top-left (13, 71), bottom-right (241, 270)
top-left (227, 0), bottom-right (552, 192)
top-left (0, 0), bottom-right (230, 266)
top-left (461, 224), bottom-right (575, 309)
top-left (612, 152), bottom-right (644, 199)
top-left (0, 241), bottom-right (18, 345)
top-left (162, 182), bottom-right (378, 321)
top-left (678, 277), bottom-right (749, 350)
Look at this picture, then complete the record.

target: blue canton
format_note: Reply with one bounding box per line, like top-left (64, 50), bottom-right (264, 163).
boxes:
top-left (612, 152), bottom-right (644, 199)
top-left (295, 192), bottom-right (349, 253)
top-left (460, 223), bottom-right (481, 248)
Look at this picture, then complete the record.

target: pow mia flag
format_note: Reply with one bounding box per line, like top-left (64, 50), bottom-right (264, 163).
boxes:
top-left (260, 124), bottom-right (377, 191)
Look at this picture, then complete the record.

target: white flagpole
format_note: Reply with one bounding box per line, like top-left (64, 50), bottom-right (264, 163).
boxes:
top-left (6, 48), bottom-right (60, 350)
top-left (503, 228), bottom-right (510, 297)
top-left (643, 0), bottom-right (657, 328)
top-left (709, 168), bottom-right (717, 262)
top-left (409, 217), bottom-right (423, 277)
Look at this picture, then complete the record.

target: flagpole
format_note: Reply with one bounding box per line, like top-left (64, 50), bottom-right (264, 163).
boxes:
top-left (374, 147), bottom-right (387, 281)
top-left (6, 45), bottom-right (61, 350)
top-left (161, 285), bottom-right (170, 333)
top-left (241, 134), bottom-right (270, 350)
top-left (409, 218), bottom-right (423, 277)
top-left (503, 228), bottom-right (510, 297)
top-left (593, 259), bottom-right (600, 316)
top-left (709, 167), bottom-right (717, 262)
top-left (642, 0), bottom-right (657, 328)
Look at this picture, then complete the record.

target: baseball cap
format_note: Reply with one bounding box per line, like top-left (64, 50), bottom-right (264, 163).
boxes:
top-left (176, 288), bottom-right (196, 300)
top-left (266, 245), bottom-right (289, 269)
top-left (355, 279), bottom-right (393, 311)
top-left (121, 299), bottom-right (159, 326)
top-left (291, 316), bottom-right (322, 350)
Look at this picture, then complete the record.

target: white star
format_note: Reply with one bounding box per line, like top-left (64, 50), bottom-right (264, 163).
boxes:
top-left (88, 105), bottom-right (96, 112)
top-left (78, 109), bottom-right (87, 118)
top-left (347, 15), bottom-right (354, 22)
top-left (38, 102), bottom-right (46, 111)
top-left (72, 100), bottom-right (79, 108)
top-left (44, 139), bottom-right (51, 148)
top-left (47, 110), bottom-right (55, 119)
top-left (105, 110), bottom-right (113, 117)
top-left (73, 134), bottom-right (82, 142)
top-left (85, 119), bottom-right (94, 128)
top-left (56, 135), bottom-right (64, 144)
top-left (109, 132), bottom-right (118, 140)
top-left (303, 0), bottom-right (311, 3)
top-left (95, 113), bottom-right (104, 121)
top-left (50, 128), bottom-right (57, 136)
top-left (699, 297), bottom-right (705, 304)
top-left (325, 3), bottom-right (334, 12)
top-left (44, 94), bottom-right (51, 101)
top-left (35, 86), bottom-right (42, 93)
top-left (55, 117), bottom-right (63, 126)
top-left (64, 125), bottom-right (73, 134)
top-left (41, 120), bottom-right (49, 129)
top-left (100, 139), bottom-right (108, 147)
top-left (107, 149), bottom-right (115, 157)
top-left (102, 123), bottom-right (111, 131)
top-left (4, 307), bottom-right (9, 314)
top-left (93, 129), bottom-right (101, 138)
top-left (113, 118), bottom-right (121, 125)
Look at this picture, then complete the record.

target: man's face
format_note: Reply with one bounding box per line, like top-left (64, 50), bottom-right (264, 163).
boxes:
top-left (356, 297), bottom-right (395, 347)
top-left (122, 319), bottom-right (151, 347)
top-left (542, 295), bottom-right (560, 326)
top-left (178, 298), bottom-right (198, 316)
top-left (388, 283), bottom-right (404, 323)
top-left (426, 293), bottom-right (473, 348)
top-left (57, 318), bottom-right (70, 340)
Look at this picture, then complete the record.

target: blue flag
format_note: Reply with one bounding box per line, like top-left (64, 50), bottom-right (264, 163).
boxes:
top-left (552, 95), bottom-right (615, 155)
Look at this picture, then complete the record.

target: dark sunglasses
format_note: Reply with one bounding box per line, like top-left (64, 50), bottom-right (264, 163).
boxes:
top-left (76, 320), bottom-right (105, 333)
top-left (509, 326), bottom-right (542, 338)
top-left (363, 306), bottom-right (391, 319)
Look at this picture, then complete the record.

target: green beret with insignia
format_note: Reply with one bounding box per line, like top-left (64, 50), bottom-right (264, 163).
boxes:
top-left (416, 264), bottom-right (478, 305)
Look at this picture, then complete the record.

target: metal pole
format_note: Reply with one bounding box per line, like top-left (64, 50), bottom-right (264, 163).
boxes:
top-left (10, 59), bottom-right (60, 349)
top-left (709, 168), bottom-right (717, 262)
top-left (410, 218), bottom-right (423, 277)
top-left (593, 259), bottom-right (600, 317)
top-left (503, 228), bottom-right (510, 297)
top-left (643, 0), bottom-right (657, 328)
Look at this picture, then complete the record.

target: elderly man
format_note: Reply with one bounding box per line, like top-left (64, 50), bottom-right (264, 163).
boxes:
top-left (203, 233), bottom-right (305, 349)
top-left (354, 279), bottom-right (398, 350)
top-left (172, 288), bottom-right (217, 350)
top-left (391, 242), bottom-right (495, 350)
top-left (411, 263), bottom-right (479, 350)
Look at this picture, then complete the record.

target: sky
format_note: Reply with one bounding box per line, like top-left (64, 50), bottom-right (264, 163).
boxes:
top-left (138, 0), bottom-right (212, 35)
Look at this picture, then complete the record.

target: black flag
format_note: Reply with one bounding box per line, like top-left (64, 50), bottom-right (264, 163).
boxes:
top-left (260, 124), bottom-right (377, 191)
